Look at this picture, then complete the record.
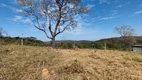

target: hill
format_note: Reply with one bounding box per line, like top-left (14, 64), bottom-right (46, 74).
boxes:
top-left (95, 36), bottom-right (142, 50)
top-left (96, 36), bottom-right (142, 44)
top-left (0, 45), bottom-right (142, 80)
top-left (49, 36), bottom-right (142, 50)
top-left (1, 36), bottom-right (142, 50)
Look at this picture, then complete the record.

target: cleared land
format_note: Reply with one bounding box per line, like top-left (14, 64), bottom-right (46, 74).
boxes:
top-left (0, 45), bottom-right (142, 80)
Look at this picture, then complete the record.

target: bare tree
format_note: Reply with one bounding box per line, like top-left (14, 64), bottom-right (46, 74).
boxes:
top-left (17, 0), bottom-right (89, 48)
top-left (114, 25), bottom-right (135, 37)
top-left (0, 28), bottom-right (3, 37)
top-left (0, 27), bottom-right (8, 37)
top-left (114, 25), bottom-right (136, 50)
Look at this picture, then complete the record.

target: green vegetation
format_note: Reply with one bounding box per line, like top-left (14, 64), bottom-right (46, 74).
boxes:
top-left (1, 36), bottom-right (142, 50)
top-left (0, 36), bottom-right (47, 46)
top-left (55, 41), bottom-right (105, 49)
top-left (133, 57), bottom-right (142, 63)
top-left (55, 36), bottom-right (142, 50)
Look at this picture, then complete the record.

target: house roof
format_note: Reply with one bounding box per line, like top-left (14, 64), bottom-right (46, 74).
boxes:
top-left (133, 45), bottom-right (142, 47)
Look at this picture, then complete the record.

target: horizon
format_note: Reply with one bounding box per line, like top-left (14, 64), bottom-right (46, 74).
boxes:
top-left (0, 0), bottom-right (142, 41)
top-left (2, 36), bottom-right (142, 42)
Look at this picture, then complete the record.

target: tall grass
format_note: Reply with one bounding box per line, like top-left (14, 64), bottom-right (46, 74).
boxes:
top-left (0, 45), bottom-right (142, 80)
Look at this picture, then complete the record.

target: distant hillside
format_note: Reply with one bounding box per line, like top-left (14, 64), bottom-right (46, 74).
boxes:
top-left (135, 36), bottom-right (142, 44)
top-left (96, 36), bottom-right (142, 43)
top-left (1, 36), bottom-right (142, 50)
top-left (49, 36), bottom-right (142, 44)
top-left (52, 36), bottom-right (142, 50)
top-left (96, 36), bottom-right (142, 46)
top-left (0, 36), bottom-right (47, 46)
top-left (94, 36), bottom-right (142, 50)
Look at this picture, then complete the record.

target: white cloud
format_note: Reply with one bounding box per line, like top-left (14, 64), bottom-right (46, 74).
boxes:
top-left (66, 15), bottom-right (84, 35)
top-left (111, 10), bottom-right (117, 13)
top-left (65, 25), bottom-right (98, 35)
top-left (99, 0), bottom-right (108, 3)
top-left (87, 4), bottom-right (95, 9)
top-left (11, 16), bottom-right (23, 21)
top-left (10, 0), bottom-right (18, 5)
top-left (10, 15), bottom-right (32, 24)
top-left (116, 2), bottom-right (130, 8)
top-left (15, 9), bottom-right (23, 13)
top-left (100, 16), bottom-right (115, 20)
top-left (85, 0), bottom-right (111, 4)
top-left (0, 3), bottom-right (22, 13)
top-left (99, 0), bottom-right (111, 4)
top-left (0, 3), bottom-right (7, 7)
top-left (85, 0), bottom-right (119, 4)
top-left (64, 14), bottom-right (98, 35)
top-left (111, 10), bottom-right (118, 16)
top-left (134, 10), bottom-right (142, 14)
top-left (21, 18), bottom-right (32, 24)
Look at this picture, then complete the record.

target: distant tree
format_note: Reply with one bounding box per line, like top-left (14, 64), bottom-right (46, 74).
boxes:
top-left (0, 27), bottom-right (8, 37)
top-left (27, 36), bottom-right (37, 40)
top-left (95, 42), bottom-right (104, 49)
top-left (114, 25), bottom-right (135, 37)
top-left (17, 0), bottom-right (89, 48)
top-left (114, 25), bottom-right (136, 50)
top-left (0, 28), bottom-right (2, 37)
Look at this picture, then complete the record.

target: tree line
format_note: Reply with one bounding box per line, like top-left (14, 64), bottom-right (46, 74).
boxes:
top-left (0, 24), bottom-right (138, 50)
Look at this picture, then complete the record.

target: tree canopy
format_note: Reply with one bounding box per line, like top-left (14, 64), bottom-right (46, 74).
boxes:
top-left (17, 0), bottom-right (89, 47)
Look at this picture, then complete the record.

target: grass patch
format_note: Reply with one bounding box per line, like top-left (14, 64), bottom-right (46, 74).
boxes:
top-left (0, 45), bottom-right (61, 80)
top-left (58, 60), bottom-right (85, 74)
top-left (0, 45), bottom-right (142, 80)
top-left (133, 57), bottom-right (142, 63)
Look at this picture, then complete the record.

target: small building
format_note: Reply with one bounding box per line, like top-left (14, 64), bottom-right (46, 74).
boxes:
top-left (133, 45), bottom-right (142, 52)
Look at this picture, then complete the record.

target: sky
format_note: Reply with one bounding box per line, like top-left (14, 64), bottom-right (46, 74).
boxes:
top-left (0, 0), bottom-right (142, 41)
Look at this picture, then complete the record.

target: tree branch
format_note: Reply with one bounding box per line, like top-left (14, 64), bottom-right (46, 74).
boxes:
top-left (47, 13), bottom-right (53, 36)
top-left (33, 9), bottom-right (52, 39)
top-left (55, 0), bottom-right (62, 8)
top-left (34, 26), bottom-right (52, 39)
top-left (55, 27), bottom-right (66, 36)
top-left (55, 22), bottom-right (71, 36)
top-left (53, 1), bottom-right (62, 36)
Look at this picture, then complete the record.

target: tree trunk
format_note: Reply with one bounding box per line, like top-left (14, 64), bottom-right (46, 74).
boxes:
top-left (51, 37), bottom-right (56, 48)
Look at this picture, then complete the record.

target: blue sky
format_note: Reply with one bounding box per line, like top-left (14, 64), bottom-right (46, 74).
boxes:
top-left (0, 0), bottom-right (142, 41)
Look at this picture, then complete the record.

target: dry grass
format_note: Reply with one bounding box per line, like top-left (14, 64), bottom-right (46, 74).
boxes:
top-left (0, 45), bottom-right (142, 80)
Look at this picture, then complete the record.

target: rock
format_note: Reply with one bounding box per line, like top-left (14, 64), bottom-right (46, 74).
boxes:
top-left (41, 68), bottom-right (51, 80)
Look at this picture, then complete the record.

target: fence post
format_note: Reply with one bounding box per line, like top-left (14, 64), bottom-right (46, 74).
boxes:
top-left (21, 34), bottom-right (23, 45)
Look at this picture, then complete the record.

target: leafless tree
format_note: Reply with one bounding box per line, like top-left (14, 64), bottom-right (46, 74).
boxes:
top-left (114, 25), bottom-right (135, 37)
top-left (0, 27), bottom-right (8, 37)
top-left (0, 28), bottom-right (3, 37)
top-left (114, 25), bottom-right (136, 50)
top-left (17, 0), bottom-right (89, 48)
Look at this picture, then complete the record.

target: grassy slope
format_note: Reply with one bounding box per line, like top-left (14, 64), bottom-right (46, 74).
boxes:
top-left (0, 45), bottom-right (142, 80)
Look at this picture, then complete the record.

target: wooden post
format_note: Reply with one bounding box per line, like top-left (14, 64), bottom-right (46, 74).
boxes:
top-left (21, 34), bottom-right (23, 45)
top-left (104, 40), bottom-right (107, 50)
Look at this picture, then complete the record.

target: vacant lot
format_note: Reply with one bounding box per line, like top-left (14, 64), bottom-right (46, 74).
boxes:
top-left (0, 45), bottom-right (142, 80)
